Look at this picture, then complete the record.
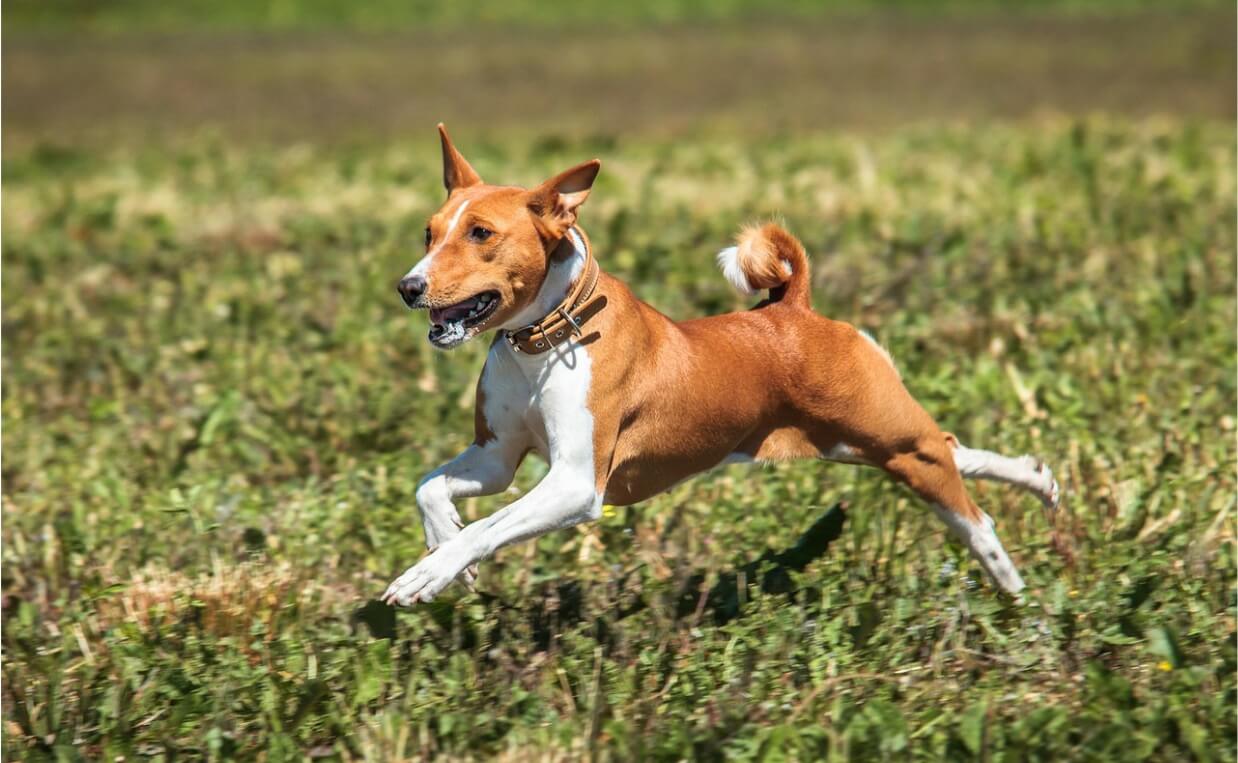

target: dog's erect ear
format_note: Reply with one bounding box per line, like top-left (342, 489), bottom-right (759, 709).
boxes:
top-left (438, 123), bottom-right (482, 193)
top-left (527, 160), bottom-right (601, 240)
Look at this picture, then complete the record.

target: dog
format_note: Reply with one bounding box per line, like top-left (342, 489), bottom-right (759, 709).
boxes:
top-left (382, 125), bottom-right (1059, 606)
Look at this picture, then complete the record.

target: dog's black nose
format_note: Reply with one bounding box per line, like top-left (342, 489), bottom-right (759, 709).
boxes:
top-left (397, 275), bottom-right (427, 306)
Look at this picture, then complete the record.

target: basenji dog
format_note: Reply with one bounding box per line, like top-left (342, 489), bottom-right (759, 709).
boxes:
top-left (382, 125), bottom-right (1059, 606)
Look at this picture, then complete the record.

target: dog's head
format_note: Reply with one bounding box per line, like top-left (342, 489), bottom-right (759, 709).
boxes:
top-left (398, 124), bottom-right (600, 350)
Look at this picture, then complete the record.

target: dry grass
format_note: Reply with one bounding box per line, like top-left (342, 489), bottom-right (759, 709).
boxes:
top-left (92, 561), bottom-right (349, 641)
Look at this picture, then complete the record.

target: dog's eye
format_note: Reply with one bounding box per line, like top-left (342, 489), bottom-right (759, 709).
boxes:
top-left (470, 226), bottom-right (492, 243)
top-left (424, 228), bottom-right (432, 248)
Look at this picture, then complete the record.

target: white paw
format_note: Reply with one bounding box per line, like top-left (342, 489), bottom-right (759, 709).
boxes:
top-left (382, 543), bottom-right (475, 606)
top-left (1034, 460), bottom-right (1061, 511)
top-left (1046, 478), bottom-right (1061, 511)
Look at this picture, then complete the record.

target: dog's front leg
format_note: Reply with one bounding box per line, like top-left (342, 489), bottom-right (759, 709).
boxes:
top-left (410, 439), bottom-right (526, 591)
top-left (415, 441), bottom-right (524, 552)
top-left (384, 466), bottom-right (600, 606)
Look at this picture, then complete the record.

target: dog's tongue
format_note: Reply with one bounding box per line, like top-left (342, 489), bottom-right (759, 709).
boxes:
top-left (430, 297), bottom-right (478, 324)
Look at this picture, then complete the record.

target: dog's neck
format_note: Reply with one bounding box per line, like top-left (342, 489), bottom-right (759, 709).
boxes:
top-left (500, 228), bottom-right (588, 331)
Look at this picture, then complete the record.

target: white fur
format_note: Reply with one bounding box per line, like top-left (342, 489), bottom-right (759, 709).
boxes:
top-left (716, 246), bottom-right (756, 295)
top-left (409, 344), bottom-right (538, 554)
top-left (410, 440), bottom-right (521, 588)
top-left (951, 442), bottom-right (1059, 509)
top-left (404, 199), bottom-right (471, 283)
top-left (715, 244), bottom-right (794, 296)
top-left (413, 356), bottom-right (535, 549)
top-left (932, 505), bottom-right (1025, 594)
top-left (384, 243), bottom-right (602, 605)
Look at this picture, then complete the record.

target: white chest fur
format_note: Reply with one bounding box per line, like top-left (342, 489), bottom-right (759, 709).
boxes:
top-left (489, 337), bottom-right (596, 476)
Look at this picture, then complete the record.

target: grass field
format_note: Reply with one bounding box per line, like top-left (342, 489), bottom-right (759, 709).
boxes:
top-left (3, 3), bottom-right (1236, 760)
top-left (5, 119), bottom-right (1234, 760)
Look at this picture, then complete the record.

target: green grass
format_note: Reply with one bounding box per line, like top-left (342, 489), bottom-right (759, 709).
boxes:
top-left (3, 117), bottom-right (1234, 759)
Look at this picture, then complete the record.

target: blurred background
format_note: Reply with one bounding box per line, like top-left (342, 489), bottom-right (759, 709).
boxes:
top-left (4, 0), bottom-right (1233, 149)
top-left (3, 1), bottom-right (1235, 759)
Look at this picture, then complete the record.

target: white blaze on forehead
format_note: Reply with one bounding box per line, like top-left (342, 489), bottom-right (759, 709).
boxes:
top-left (404, 199), bottom-right (472, 281)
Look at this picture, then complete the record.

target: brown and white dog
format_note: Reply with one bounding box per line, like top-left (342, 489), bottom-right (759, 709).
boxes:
top-left (382, 125), bottom-right (1059, 606)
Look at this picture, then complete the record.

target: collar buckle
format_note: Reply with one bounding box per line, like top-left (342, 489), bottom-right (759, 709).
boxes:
top-left (558, 307), bottom-right (584, 336)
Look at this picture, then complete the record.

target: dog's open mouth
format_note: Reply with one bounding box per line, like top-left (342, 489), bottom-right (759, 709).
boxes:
top-left (427, 291), bottom-right (500, 347)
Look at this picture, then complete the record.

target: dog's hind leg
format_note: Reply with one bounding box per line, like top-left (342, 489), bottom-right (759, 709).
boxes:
top-left (945, 434), bottom-right (1060, 510)
top-left (880, 437), bottom-right (1026, 594)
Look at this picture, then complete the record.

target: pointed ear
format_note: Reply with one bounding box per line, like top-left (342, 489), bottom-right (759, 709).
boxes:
top-left (438, 123), bottom-right (482, 193)
top-left (527, 159), bottom-right (601, 238)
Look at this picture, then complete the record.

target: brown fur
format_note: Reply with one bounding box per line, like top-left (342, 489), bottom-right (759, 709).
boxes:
top-left (423, 126), bottom-right (983, 530)
top-left (418, 126), bottom-right (600, 340)
top-left (419, 187), bottom-right (554, 331)
top-left (381, 126), bottom-right (1052, 604)
top-left (733, 223), bottom-right (812, 305)
top-left (580, 268), bottom-right (979, 522)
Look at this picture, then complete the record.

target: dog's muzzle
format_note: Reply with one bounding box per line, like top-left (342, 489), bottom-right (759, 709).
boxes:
top-left (397, 275), bottom-right (427, 308)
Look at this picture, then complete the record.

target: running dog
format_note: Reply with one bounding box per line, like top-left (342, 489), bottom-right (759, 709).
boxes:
top-left (383, 125), bottom-right (1059, 605)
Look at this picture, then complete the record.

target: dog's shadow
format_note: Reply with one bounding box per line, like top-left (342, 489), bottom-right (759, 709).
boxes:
top-left (354, 502), bottom-right (848, 646)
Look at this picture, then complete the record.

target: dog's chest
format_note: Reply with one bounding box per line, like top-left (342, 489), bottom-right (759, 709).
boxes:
top-left (482, 342), bottom-right (597, 468)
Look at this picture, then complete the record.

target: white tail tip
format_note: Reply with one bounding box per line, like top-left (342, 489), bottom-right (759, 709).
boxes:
top-left (715, 245), bottom-right (756, 295)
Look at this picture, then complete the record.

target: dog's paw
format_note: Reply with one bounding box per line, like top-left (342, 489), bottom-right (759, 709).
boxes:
top-left (1035, 460), bottom-right (1061, 512)
top-left (382, 544), bottom-right (474, 606)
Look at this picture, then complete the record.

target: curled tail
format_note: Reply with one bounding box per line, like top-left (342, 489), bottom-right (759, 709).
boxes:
top-left (715, 223), bottom-right (812, 308)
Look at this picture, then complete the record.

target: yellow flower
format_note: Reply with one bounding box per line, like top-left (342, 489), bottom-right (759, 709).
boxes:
top-left (1157, 661), bottom-right (1173, 672)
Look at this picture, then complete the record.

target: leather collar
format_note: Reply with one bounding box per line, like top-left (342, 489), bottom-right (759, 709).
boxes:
top-left (505, 228), bottom-right (607, 354)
